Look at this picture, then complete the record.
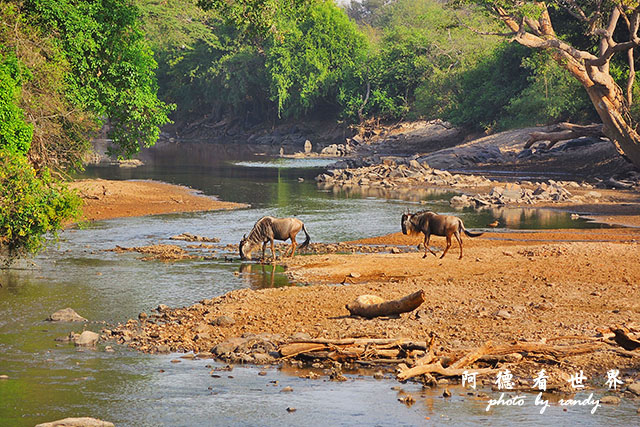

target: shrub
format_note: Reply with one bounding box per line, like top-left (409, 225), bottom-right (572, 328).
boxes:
top-left (0, 149), bottom-right (81, 260)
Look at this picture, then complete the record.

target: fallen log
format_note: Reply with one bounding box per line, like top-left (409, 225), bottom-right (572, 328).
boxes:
top-left (346, 290), bottom-right (425, 318)
top-left (523, 122), bottom-right (605, 150)
top-left (397, 361), bottom-right (496, 381)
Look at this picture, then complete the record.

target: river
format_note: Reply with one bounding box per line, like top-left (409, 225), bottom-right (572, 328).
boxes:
top-left (1, 142), bottom-right (632, 426)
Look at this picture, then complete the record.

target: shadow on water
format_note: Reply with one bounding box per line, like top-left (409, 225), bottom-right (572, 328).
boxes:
top-left (0, 142), bottom-right (625, 426)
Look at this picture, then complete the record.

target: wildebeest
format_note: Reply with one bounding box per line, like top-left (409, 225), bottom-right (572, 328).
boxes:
top-left (239, 216), bottom-right (310, 261)
top-left (401, 211), bottom-right (483, 259)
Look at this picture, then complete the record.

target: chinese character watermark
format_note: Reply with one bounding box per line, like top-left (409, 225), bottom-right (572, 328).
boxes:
top-left (568, 370), bottom-right (587, 389)
top-left (495, 369), bottom-right (514, 390)
top-left (533, 369), bottom-right (548, 391)
top-left (605, 369), bottom-right (623, 390)
top-left (462, 370), bottom-right (477, 389)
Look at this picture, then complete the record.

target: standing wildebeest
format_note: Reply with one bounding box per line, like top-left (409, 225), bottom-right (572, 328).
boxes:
top-left (401, 211), bottom-right (483, 259)
top-left (239, 216), bottom-right (310, 261)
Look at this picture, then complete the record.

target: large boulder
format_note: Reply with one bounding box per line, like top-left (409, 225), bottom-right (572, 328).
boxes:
top-left (48, 308), bottom-right (87, 322)
top-left (73, 331), bottom-right (100, 347)
top-left (35, 417), bottom-right (114, 427)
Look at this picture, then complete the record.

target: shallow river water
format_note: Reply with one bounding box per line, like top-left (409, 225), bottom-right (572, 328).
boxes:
top-left (0, 143), bottom-right (632, 426)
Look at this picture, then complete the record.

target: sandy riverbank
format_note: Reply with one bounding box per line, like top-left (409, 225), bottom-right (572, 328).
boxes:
top-left (69, 179), bottom-right (247, 222)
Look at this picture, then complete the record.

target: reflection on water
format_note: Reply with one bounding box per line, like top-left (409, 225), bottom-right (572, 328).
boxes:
top-left (238, 263), bottom-right (290, 289)
top-left (0, 142), bottom-right (623, 426)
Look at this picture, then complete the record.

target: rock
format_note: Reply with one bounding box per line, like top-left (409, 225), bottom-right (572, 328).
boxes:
top-left (450, 195), bottom-right (473, 208)
top-left (156, 344), bottom-right (171, 353)
top-left (304, 140), bottom-right (312, 153)
top-left (211, 315), bottom-right (236, 327)
top-left (74, 331), bottom-right (100, 347)
top-left (48, 308), bottom-right (87, 322)
top-left (212, 337), bottom-right (246, 356)
top-left (600, 396), bottom-right (621, 405)
top-left (35, 418), bottom-right (115, 427)
top-left (628, 382), bottom-right (640, 396)
top-left (495, 309), bottom-right (511, 319)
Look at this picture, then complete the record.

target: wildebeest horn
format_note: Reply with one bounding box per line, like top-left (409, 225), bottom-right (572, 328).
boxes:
top-left (242, 234), bottom-right (246, 239)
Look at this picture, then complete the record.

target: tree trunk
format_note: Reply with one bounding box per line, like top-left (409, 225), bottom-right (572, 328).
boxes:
top-left (584, 85), bottom-right (640, 167)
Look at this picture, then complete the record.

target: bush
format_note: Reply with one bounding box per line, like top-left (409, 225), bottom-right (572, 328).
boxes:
top-left (0, 149), bottom-right (81, 260)
top-left (0, 51), bottom-right (33, 155)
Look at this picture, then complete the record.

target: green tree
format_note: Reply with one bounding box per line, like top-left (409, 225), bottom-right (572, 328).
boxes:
top-left (464, 0), bottom-right (640, 168)
top-left (0, 52), bottom-right (33, 155)
top-left (22, 0), bottom-right (173, 158)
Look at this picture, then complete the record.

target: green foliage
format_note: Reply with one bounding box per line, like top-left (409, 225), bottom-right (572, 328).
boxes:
top-left (502, 52), bottom-right (596, 128)
top-left (0, 51), bottom-right (33, 155)
top-left (265, 1), bottom-right (367, 117)
top-left (0, 148), bottom-right (81, 259)
top-left (22, 0), bottom-right (173, 158)
top-left (444, 43), bottom-right (532, 131)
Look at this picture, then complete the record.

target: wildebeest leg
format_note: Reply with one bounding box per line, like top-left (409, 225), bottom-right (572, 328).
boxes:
top-left (440, 233), bottom-right (452, 259)
top-left (261, 241), bottom-right (267, 262)
top-left (423, 233), bottom-right (437, 258)
top-left (270, 238), bottom-right (276, 262)
top-left (454, 230), bottom-right (463, 259)
top-left (288, 237), bottom-right (297, 257)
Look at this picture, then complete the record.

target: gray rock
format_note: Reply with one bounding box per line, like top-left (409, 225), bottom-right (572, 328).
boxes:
top-left (48, 308), bottom-right (87, 322)
top-left (211, 315), bottom-right (236, 327)
top-left (35, 417), bottom-right (115, 427)
top-left (74, 331), bottom-right (100, 347)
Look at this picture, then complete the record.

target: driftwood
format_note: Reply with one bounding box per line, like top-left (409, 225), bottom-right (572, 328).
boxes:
top-left (396, 340), bottom-right (607, 381)
top-left (346, 290), bottom-right (425, 318)
top-left (278, 325), bottom-right (638, 383)
top-left (524, 122), bottom-right (605, 150)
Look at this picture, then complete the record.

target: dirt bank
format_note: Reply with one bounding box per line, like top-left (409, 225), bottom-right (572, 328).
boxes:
top-left (69, 179), bottom-right (247, 222)
top-left (106, 227), bottom-right (640, 389)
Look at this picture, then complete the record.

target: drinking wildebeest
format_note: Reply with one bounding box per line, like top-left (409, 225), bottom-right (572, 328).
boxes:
top-left (239, 216), bottom-right (310, 261)
top-left (401, 211), bottom-right (483, 259)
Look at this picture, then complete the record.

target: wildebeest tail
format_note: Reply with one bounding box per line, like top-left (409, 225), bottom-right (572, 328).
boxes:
top-left (463, 229), bottom-right (483, 237)
top-left (299, 224), bottom-right (311, 249)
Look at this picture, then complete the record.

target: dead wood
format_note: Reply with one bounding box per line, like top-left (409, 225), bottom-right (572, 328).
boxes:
top-left (397, 361), bottom-right (497, 381)
top-left (523, 122), bottom-right (605, 150)
top-left (346, 290), bottom-right (425, 318)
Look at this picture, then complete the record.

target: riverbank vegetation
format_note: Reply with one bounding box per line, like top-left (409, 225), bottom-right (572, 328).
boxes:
top-left (0, 0), bottom-right (170, 259)
top-left (144, 0), bottom-right (595, 132)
